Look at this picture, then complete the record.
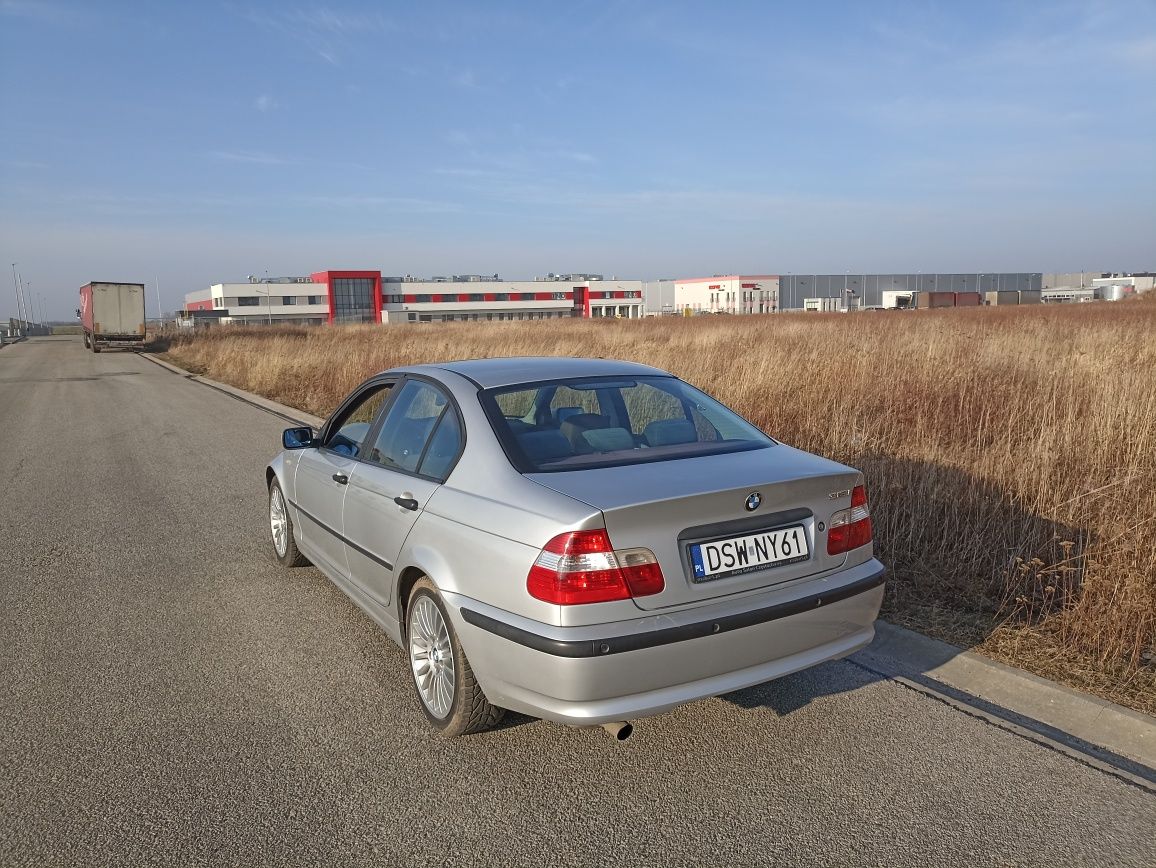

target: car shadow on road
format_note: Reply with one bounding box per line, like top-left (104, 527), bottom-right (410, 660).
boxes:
top-left (716, 456), bottom-right (1155, 788)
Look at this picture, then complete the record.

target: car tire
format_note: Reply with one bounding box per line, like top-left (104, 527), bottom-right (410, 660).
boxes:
top-left (406, 577), bottom-right (504, 736)
top-left (268, 479), bottom-right (309, 567)
top-left (82, 332), bottom-right (90, 348)
top-left (91, 339), bottom-right (100, 353)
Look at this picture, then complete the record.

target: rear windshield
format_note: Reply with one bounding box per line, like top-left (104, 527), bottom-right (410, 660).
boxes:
top-left (480, 375), bottom-right (774, 472)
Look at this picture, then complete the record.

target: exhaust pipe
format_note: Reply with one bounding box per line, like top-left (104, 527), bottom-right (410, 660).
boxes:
top-left (600, 721), bottom-right (633, 741)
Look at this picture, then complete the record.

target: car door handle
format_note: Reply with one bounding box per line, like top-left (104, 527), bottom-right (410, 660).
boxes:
top-left (332, 473), bottom-right (349, 485)
top-left (394, 496), bottom-right (419, 511)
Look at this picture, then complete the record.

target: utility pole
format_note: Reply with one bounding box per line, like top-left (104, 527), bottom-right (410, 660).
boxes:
top-left (155, 275), bottom-right (163, 326)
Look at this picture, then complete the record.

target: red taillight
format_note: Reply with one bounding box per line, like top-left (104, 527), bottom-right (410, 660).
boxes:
top-left (827, 484), bottom-right (873, 555)
top-left (527, 529), bottom-right (665, 605)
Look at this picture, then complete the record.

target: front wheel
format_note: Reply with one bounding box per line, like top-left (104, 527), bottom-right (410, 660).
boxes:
top-left (407, 578), bottom-right (504, 736)
top-left (269, 479), bottom-right (308, 567)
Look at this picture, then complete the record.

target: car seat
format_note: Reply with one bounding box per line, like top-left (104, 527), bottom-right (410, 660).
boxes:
top-left (559, 413), bottom-right (612, 453)
top-left (643, 419), bottom-right (698, 447)
top-left (580, 427), bottom-right (635, 453)
top-left (517, 430), bottom-right (574, 464)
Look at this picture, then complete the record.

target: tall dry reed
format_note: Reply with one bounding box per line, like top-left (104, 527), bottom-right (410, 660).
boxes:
top-left (161, 303), bottom-right (1156, 709)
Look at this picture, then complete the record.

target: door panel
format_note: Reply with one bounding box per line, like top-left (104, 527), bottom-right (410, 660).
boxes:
top-left (343, 465), bottom-right (439, 604)
top-left (341, 378), bottom-right (463, 606)
top-left (293, 380), bottom-right (395, 579)
top-left (293, 449), bottom-right (357, 578)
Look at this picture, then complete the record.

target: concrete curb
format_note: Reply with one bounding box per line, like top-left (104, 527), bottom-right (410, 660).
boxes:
top-left (854, 622), bottom-right (1155, 775)
top-left (141, 353), bottom-right (325, 428)
top-left (143, 350), bottom-right (1156, 780)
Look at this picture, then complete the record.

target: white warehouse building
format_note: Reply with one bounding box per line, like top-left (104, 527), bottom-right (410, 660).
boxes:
top-left (671, 275), bottom-right (781, 315)
top-left (380, 276), bottom-right (644, 323)
top-left (183, 270), bottom-right (644, 325)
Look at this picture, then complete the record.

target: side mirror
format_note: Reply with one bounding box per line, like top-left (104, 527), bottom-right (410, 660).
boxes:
top-left (282, 426), bottom-right (316, 450)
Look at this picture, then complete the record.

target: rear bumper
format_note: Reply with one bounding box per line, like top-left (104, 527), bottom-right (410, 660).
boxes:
top-left (444, 558), bottom-right (885, 726)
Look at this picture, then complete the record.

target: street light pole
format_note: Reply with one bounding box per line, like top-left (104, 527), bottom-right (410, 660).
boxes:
top-left (16, 271), bottom-right (28, 325)
top-left (10, 262), bottom-right (21, 326)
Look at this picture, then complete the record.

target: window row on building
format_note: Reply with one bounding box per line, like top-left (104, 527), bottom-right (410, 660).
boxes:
top-left (406, 310), bottom-right (576, 323)
top-left (220, 295), bottom-right (326, 307)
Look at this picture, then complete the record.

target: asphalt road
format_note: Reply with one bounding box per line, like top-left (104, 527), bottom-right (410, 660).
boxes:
top-left (1, 337), bottom-right (1153, 868)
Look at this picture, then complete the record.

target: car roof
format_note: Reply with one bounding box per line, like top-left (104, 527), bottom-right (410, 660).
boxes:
top-left (392, 356), bottom-right (673, 389)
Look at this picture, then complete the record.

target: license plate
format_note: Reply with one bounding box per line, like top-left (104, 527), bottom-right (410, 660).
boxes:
top-left (689, 524), bottom-right (810, 581)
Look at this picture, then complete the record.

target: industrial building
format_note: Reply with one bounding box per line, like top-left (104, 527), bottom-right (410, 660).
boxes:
top-left (667, 275), bottom-right (780, 315)
top-left (380, 274), bottom-right (643, 323)
top-left (777, 273), bottom-right (1042, 310)
top-left (644, 273), bottom-right (1043, 314)
top-left (183, 271), bottom-right (644, 325)
top-left (184, 276), bottom-right (329, 325)
top-left (184, 268), bottom-right (1146, 325)
top-left (1040, 272), bottom-right (1153, 303)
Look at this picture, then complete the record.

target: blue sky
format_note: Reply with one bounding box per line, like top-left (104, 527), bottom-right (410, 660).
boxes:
top-left (1, 0), bottom-right (1154, 318)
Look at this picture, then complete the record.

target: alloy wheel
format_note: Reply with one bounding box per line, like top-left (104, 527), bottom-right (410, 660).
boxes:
top-left (409, 596), bottom-right (456, 719)
top-left (269, 486), bottom-right (288, 557)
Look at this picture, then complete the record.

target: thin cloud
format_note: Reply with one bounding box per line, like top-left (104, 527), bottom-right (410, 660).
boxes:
top-left (301, 195), bottom-right (464, 214)
top-left (0, 0), bottom-right (82, 24)
top-left (209, 150), bottom-right (296, 166)
top-left (431, 167), bottom-right (498, 178)
top-left (1120, 35), bottom-right (1156, 69)
top-left (286, 6), bottom-right (390, 34)
top-left (857, 97), bottom-right (1093, 127)
top-left (444, 130), bottom-right (473, 148)
top-left (1, 158), bottom-right (50, 170)
top-left (235, 4), bottom-right (392, 65)
top-left (254, 94), bottom-right (280, 113)
top-left (870, 19), bottom-right (949, 54)
top-left (452, 69), bottom-right (478, 89)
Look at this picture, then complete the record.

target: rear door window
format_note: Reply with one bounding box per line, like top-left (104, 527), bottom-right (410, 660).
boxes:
top-left (364, 380), bottom-right (461, 478)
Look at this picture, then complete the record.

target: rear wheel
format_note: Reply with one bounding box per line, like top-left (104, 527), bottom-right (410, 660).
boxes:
top-left (269, 479), bottom-right (308, 567)
top-left (406, 577), bottom-right (504, 736)
top-left (91, 337), bottom-right (101, 354)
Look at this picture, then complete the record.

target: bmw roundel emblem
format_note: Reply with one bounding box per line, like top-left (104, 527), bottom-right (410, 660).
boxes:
top-left (745, 492), bottom-right (762, 511)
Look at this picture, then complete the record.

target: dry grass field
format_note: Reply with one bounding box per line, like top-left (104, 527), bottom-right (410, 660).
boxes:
top-left (161, 301), bottom-right (1156, 713)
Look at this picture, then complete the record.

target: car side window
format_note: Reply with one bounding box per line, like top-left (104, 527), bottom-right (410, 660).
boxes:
top-left (417, 408), bottom-right (462, 480)
top-left (325, 384), bottom-right (393, 458)
top-left (365, 380), bottom-right (457, 475)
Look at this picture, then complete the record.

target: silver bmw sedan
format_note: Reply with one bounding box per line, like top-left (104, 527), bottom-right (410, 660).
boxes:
top-left (266, 357), bottom-right (884, 737)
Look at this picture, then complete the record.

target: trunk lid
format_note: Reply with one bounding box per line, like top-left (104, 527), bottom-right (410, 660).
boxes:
top-left (526, 444), bottom-right (861, 611)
